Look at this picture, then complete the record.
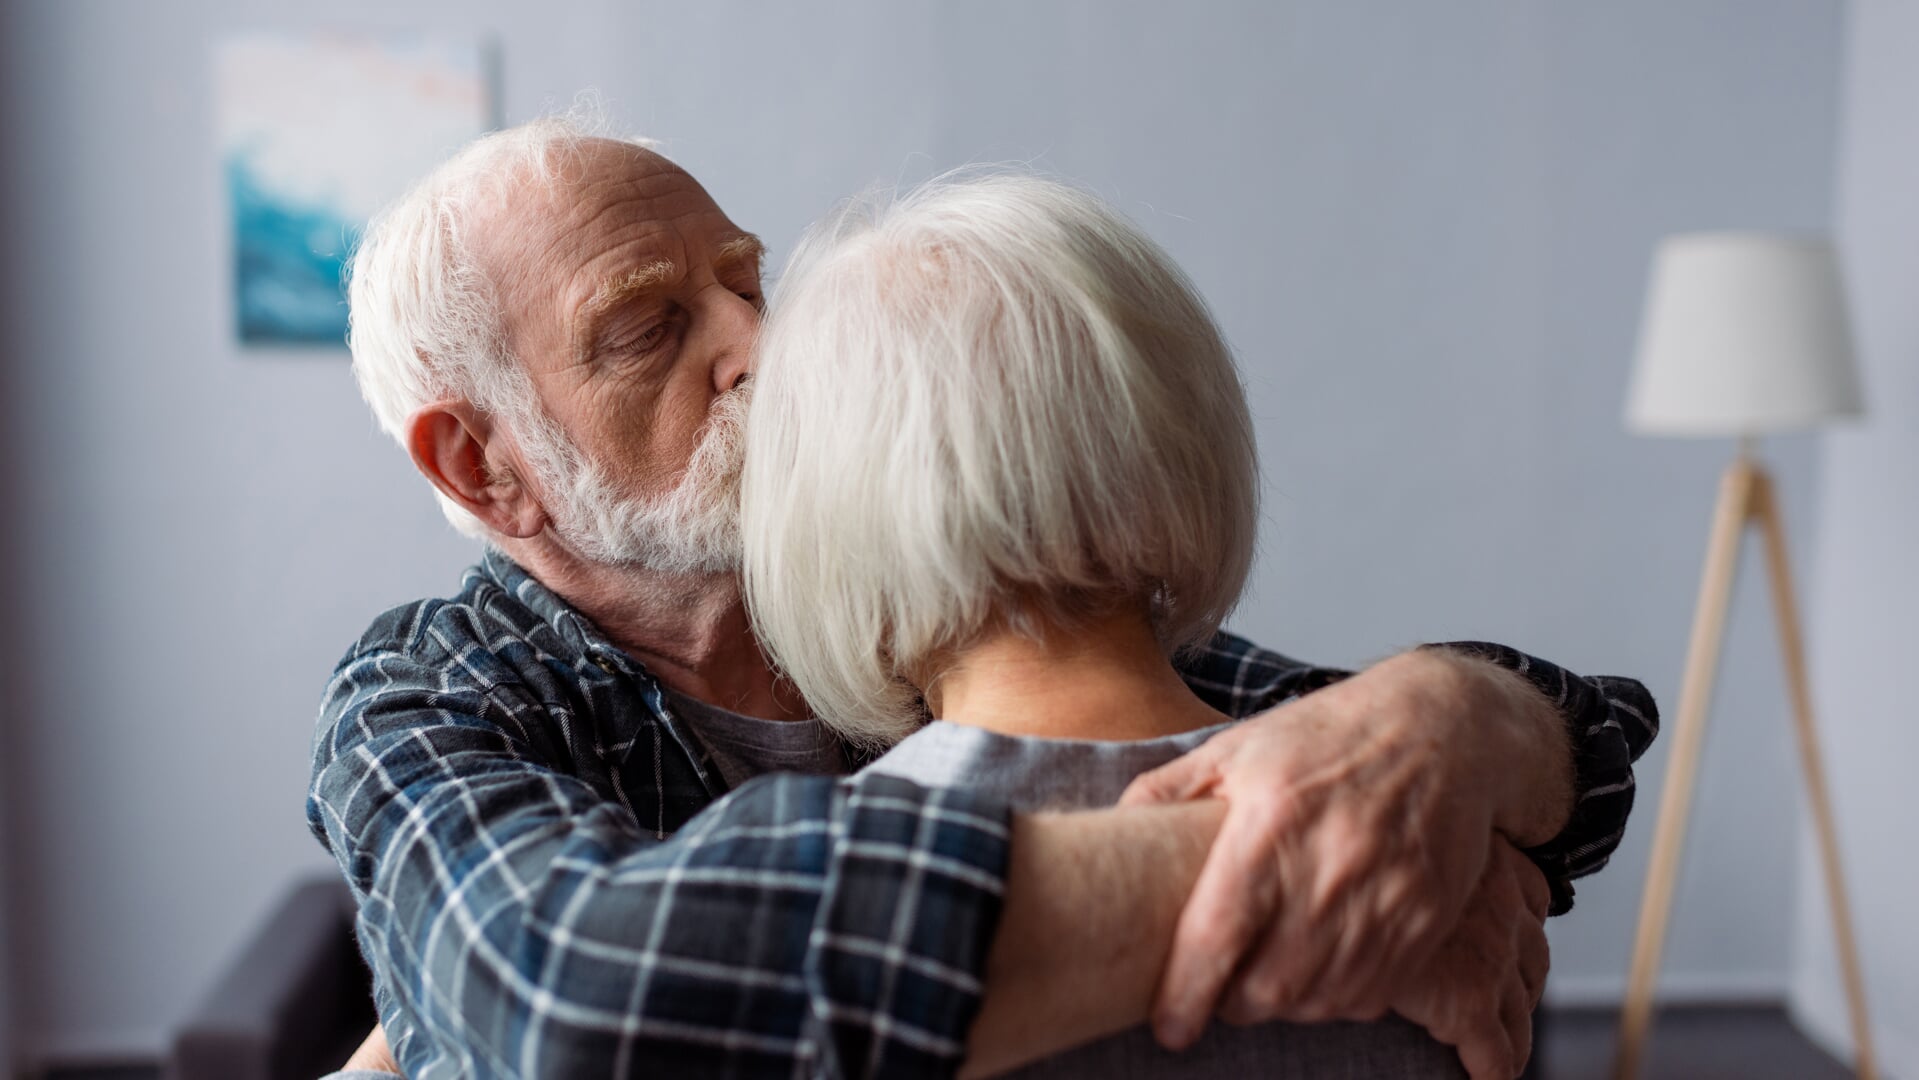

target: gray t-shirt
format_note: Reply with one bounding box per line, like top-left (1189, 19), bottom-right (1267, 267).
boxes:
top-left (862, 720), bottom-right (1468, 1080)
top-left (663, 687), bottom-right (849, 790)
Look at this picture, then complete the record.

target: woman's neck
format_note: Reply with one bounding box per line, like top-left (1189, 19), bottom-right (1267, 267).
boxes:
top-left (928, 608), bottom-right (1228, 741)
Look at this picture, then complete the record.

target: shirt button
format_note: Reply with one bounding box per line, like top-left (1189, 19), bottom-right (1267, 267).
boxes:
top-left (593, 656), bottom-right (617, 675)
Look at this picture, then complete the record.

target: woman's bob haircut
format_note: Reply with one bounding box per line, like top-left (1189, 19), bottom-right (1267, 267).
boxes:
top-left (743, 172), bottom-right (1259, 749)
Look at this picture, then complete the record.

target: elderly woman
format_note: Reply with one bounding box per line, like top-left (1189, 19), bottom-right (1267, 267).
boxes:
top-left (741, 174), bottom-right (1468, 1078)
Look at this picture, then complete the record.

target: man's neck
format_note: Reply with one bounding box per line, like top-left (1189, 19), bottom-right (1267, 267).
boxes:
top-left (502, 538), bottom-right (805, 721)
top-left (930, 608), bottom-right (1226, 741)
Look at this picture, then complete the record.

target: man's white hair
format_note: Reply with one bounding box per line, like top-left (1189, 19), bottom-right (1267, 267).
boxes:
top-left (345, 109), bottom-right (652, 539)
top-left (742, 172), bottom-right (1260, 749)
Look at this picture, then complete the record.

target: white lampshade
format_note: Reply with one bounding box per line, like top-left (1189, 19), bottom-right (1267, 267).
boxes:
top-left (1624, 232), bottom-right (1864, 437)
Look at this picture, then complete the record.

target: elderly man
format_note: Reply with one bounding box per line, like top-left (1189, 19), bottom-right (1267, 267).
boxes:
top-left (310, 116), bottom-right (1655, 1080)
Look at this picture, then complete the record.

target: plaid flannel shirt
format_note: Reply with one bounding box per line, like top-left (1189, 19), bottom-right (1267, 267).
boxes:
top-left (307, 550), bottom-right (1656, 1079)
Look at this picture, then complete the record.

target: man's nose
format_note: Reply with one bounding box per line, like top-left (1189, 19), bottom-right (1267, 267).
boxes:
top-left (706, 287), bottom-right (760, 394)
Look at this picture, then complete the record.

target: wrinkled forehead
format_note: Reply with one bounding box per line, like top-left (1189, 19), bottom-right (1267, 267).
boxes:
top-left (468, 141), bottom-right (735, 355)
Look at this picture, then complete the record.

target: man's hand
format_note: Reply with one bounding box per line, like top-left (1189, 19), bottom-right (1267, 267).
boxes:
top-left (1390, 840), bottom-right (1552, 1080)
top-left (1119, 648), bottom-right (1571, 1048)
top-left (342, 1024), bottom-right (401, 1075)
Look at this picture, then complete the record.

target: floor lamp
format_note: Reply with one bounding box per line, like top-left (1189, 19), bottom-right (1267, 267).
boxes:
top-left (1612, 233), bottom-right (1875, 1079)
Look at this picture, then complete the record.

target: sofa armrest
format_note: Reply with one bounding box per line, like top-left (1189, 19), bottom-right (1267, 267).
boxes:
top-left (166, 876), bottom-right (374, 1080)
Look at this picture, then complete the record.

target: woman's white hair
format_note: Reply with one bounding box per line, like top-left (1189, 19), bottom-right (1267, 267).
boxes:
top-left (345, 106), bottom-right (656, 538)
top-left (742, 172), bottom-right (1259, 749)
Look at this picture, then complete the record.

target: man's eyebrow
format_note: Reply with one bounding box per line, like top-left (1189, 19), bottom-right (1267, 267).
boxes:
top-left (573, 259), bottom-right (679, 361)
top-left (715, 234), bottom-right (767, 274)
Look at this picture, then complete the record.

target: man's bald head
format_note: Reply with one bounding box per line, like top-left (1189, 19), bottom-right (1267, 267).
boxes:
top-left (348, 115), bottom-right (764, 578)
top-left (347, 119), bottom-right (634, 510)
top-left (455, 138), bottom-right (756, 404)
top-left (347, 119), bottom-right (674, 537)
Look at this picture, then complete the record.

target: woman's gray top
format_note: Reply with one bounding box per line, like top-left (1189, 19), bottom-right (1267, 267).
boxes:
top-left (862, 720), bottom-right (1468, 1080)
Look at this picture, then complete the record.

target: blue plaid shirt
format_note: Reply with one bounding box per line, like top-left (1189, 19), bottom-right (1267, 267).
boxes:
top-left (307, 550), bottom-right (1656, 1079)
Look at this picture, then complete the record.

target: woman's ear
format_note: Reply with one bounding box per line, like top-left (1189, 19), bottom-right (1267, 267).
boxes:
top-left (404, 403), bottom-right (549, 539)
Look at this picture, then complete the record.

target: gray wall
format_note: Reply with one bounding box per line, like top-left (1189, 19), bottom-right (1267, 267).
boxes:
top-left (0, 819), bottom-right (12, 1077)
top-left (0, 0), bottom-right (1847, 1065)
top-left (0, 783), bottom-right (13, 1077)
top-left (1792, 1), bottom-right (1919, 1073)
top-left (2, 4), bottom-right (34, 1068)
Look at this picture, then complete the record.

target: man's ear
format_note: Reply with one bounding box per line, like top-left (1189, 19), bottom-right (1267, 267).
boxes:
top-left (405, 403), bottom-right (548, 539)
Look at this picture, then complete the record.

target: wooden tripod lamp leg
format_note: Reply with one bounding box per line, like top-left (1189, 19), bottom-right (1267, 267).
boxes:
top-left (1612, 460), bottom-right (1760, 1080)
top-left (1752, 473), bottom-right (1878, 1080)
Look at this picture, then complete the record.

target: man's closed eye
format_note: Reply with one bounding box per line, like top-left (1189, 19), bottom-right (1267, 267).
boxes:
top-left (608, 320), bottom-right (672, 356)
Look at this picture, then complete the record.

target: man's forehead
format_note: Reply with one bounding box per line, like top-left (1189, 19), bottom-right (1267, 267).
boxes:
top-left (573, 234), bottom-right (764, 334)
top-left (556, 206), bottom-right (759, 308)
top-left (473, 145), bottom-right (750, 349)
top-left (513, 146), bottom-right (718, 247)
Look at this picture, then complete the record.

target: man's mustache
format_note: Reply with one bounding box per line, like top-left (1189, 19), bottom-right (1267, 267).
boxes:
top-left (699, 380), bottom-right (754, 442)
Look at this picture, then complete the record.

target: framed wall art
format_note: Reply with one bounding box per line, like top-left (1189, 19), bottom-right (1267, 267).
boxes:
top-left (216, 32), bottom-right (494, 346)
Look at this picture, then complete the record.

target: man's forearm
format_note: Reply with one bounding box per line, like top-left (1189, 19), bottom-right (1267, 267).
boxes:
top-left (1421, 640), bottom-right (1659, 914)
top-left (962, 800), bottom-right (1226, 1078)
top-left (1183, 631), bottom-right (1655, 906)
top-left (1407, 648), bottom-right (1575, 847)
top-left (1475, 659), bottom-right (1577, 847)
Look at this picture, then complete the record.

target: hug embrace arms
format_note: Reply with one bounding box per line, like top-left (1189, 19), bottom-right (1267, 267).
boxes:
top-left (307, 121), bottom-right (1658, 1080)
top-left (310, 613), bottom-right (1652, 1078)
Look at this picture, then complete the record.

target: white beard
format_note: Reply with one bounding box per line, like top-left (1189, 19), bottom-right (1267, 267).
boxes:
top-left (528, 385), bottom-right (750, 576)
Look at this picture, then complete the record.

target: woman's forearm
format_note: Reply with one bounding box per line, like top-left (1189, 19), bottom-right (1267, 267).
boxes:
top-left (962, 799), bottom-right (1227, 1078)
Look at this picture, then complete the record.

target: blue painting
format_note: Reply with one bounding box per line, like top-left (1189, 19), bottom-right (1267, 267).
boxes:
top-left (217, 33), bottom-right (491, 346)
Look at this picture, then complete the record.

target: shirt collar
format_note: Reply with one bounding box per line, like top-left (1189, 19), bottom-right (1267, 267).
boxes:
top-left (476, 546), bottom-right (727, 791)
top-left (478, 546), bottom-right (626, 661)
